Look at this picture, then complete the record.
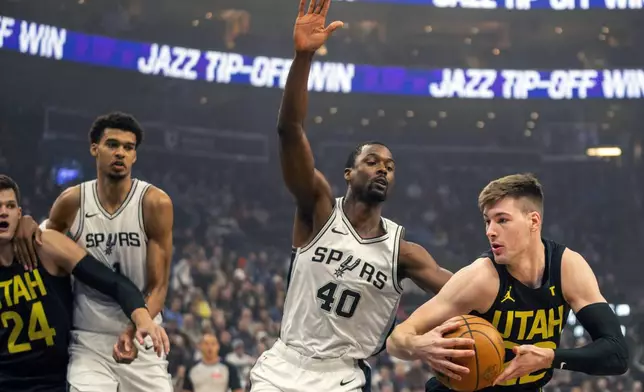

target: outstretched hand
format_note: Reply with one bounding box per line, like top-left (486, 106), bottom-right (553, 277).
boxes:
top-left (294, 0), bottom-right (344, 53)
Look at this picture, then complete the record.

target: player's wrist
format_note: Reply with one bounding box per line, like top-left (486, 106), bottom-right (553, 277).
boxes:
top-left (542, 348), bottom-right (555, 368)
top-left (294, 50), bottom-right (315, 60)
top-left (130, 308), bottom-right (151, 328)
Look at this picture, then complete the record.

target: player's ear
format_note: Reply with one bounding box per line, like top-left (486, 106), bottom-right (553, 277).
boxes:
top-left (343, 168), bottom-right (352, 183)
top-left (89, 143), bottom-right (98, 158)
top-left (529, 211), bottom-right (541, 232)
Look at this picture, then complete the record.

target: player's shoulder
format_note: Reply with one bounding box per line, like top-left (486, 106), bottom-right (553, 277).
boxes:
top-left (560, 247), bottom-right (589, 272)
top-left (54, 184), bottom-right (81, 206)
top-left (141, 184), bottom-right (173, 210)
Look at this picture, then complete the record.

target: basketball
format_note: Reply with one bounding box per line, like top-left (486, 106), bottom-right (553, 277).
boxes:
top-left (435, 315), bottom-right (505, 392)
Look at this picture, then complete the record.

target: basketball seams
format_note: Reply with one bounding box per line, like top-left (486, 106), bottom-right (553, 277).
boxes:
top-left (470, 330), bottom-right (504, 384)
top-left (438, 316), bottom-right (504, 392)
top-left (460, 315), bottom-right (480, 391)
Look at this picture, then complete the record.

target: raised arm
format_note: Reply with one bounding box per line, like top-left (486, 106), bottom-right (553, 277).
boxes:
top-left (398, 240), bottom-right (453, 294)
top-left (387, 258), bottom-right (498, 379)
top-left (278, 0), bottom-right (342, 244)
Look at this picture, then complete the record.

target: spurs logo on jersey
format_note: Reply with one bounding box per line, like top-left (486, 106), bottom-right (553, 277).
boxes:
top-left (280, 197), bottom-right (404, 359)
top-left (68, 179), bottom-right (161, 335)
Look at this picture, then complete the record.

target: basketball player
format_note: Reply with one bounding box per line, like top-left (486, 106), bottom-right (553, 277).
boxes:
top-left (0, 174), bottom-right (169, 392)
top-left (14, 112), bottom-right (174, 392)
top-left (248, 1), bottom-right (476, 391)
top-left (387, 174), bottom-right (629, 391)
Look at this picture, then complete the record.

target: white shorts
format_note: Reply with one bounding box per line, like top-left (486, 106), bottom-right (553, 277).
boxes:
top-left (249, 339), bottom-right (372, 392)
top-left (67, 330), bottom-right (173, 392)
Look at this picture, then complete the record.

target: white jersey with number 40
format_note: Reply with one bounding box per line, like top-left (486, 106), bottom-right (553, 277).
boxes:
top-left (68, 179), bottom-right (161, 335)
top-left (280, 197), bottom-right (404, 359)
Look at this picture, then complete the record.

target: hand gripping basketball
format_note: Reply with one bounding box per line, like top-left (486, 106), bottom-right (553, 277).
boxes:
top-left (414, 321), bottom-right (476, 380)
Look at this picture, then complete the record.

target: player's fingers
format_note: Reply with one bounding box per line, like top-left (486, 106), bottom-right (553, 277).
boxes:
top-left (27, 238), bottom-right (38, 268)
top-left (324, 21), bottom-right (344, 35)
top-left (135, 330), bottom-right (145, 346)
top-left (437, 358), bottom-right (471, 375)
top-left (435, 321), bottom-right (462, 335)
top-left (150, 331), bottom-right (161, 356)
top-left (321, 0), bottom-right (332, 15)
top-left (493, 365), bottom-right (515, 385)
top-left (314, 0), bottom-right (324, 13)
top-left (439, 337), bottom-right (475, 348)
top-left (298, 0), bottom-right (306, 16)
top-left (307, 0), bottom-right (316, 14)
top-left (124, 337), bottom-right (132, 352)
top-left (431, 360), bottom-right (467, 380)
top-left (15, 242), bottom-right (30, 270)
top-left (161, 329), bottom-right (171, 354)
top-left (440, 347), bottom-right (476, 358)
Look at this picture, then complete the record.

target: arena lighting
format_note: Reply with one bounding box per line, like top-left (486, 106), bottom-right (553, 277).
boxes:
top-left (586, 146), bottom-right (622, 157)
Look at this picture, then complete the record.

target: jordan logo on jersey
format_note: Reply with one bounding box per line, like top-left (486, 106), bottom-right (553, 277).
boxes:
top-left (501, 286), bottom-right (515, 303)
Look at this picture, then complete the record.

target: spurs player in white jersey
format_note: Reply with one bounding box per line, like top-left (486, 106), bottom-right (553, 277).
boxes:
top-left (35, 112), bottom-right (173, 392)
top-left (249, 1), bottom-right (477, 391)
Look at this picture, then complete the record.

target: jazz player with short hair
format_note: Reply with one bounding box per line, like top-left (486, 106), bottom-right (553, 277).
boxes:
top-left (15, 112), bottom-right (174, 392)
top-left (387, 174), bottom-right (629, 391)
top-left (0, 174), bottom-right (169, 392)
top-left (248, 1), bottom-right (476, 391)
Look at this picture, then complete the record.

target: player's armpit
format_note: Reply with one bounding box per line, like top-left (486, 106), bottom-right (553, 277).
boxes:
top-left (142, 187), bottom-right (173, 319)
top-left (398, 240), bottom-right (453, 294)
top-left (47, 185), bottom-right (80, 233)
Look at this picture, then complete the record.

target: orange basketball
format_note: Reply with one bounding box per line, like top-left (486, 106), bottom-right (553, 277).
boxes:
top-left (435, 315), bottom-right (505, 392)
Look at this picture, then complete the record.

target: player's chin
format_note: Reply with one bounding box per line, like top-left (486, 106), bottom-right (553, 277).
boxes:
top-left (0, 231), bottom-right (14, 242)
top-left (366, 189), bottom-right (387, 202)
top-left (107, 170), bottom-right (129, 180)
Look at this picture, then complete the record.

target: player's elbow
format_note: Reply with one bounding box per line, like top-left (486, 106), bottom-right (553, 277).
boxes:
top-left (610, 336), bottom-right (629, 375)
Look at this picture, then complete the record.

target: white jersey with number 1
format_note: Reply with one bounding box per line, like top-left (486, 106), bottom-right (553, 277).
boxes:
top-left (280, 197), bottom-right (404, 360)
top-left (68, 178), bottom-right (161, 335)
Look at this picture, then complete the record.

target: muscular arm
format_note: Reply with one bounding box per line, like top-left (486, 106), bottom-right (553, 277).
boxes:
top-left (141, 187), bottom-right (173, 320)
top-left (278, 53), bottom-right (333, 246)
top-left (551, 249), bottom-right (628, 375)
top-left (398, 240), bottom-right (453, 294)
top-left (46, 185), bottom-right (80, 233)
top-left (36, 230), bottom-right (149, 323)
top-left (387, 258), bottom-right (498, 360)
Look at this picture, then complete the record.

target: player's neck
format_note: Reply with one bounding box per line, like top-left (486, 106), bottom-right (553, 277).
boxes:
top-left (0, 244), bottom-right (13, 267)
top-left (96, 175), bottom-right (133, 213)
top-left (342, 195), bottom-right (383, 238)
top-left (507, 238), bottom-right (545, 289)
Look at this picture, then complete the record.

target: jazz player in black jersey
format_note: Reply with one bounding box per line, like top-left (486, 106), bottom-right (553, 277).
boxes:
top-left (0, 175), bottom-right (170, 392)
top-left (387, 173), bottom-right (628, 391)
